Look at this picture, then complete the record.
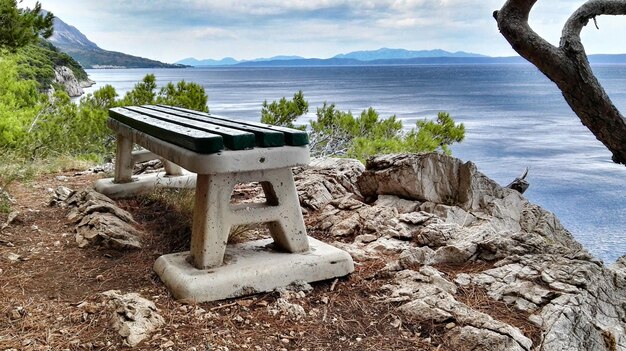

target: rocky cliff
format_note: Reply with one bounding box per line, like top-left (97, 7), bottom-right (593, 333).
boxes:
top-left (52, 65), bottom-right (94, 97)
top-left (294, 153), bottom-right (626, 351)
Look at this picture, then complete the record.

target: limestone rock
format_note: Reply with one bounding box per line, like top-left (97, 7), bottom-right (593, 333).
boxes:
top-left (384, 269), bottom-right (532, 351)
top-left (459, 255), bottom-right (626, 350)
top-left (300, 155), bottom-right (626, 351)
top-left (445, 325), bottom-right (527, 351)
top-left (610, 255), bottom-right (626, 276)
top-left (65, 188), bottom-right (142, 250)
top-left (272, 298), bottom-right (307, 321)
top-left (357, 153), bottom-right (504, 211)
top-left (364, 237), bottom-right (410, 255)
top-left (373, 195), bottom-right (420, 214)
top-left (1, 211), bottom-right (19, 231)
top-left (101, 290), bottom-right (164, 347)
top-left (75, 213), bottom-right (142, 250)
top-left (397, 246), bottom-right (434, 269)
top-left (49, 186), bottom-right (74, 207)
top-left (53, 66), bottom-right (84, 97)
top-left (295, 157), bottom-right (364, 210)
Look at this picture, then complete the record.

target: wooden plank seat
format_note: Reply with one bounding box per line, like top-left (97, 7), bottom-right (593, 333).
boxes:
top-left (94, 104), bottom-right (354, 302)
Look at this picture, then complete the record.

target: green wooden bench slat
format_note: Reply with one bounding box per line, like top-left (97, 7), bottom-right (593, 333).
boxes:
top-left (109, 107), bottom-right (224, 154)
top-left (125, 106), bottom-right (256, 151)
top-left (162, 105), bottom-right (309, 146)
top-left (143, 105), bottom-right (286, 148)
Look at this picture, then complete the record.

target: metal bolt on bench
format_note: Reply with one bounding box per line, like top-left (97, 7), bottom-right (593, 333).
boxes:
top-left (94, 105), bottom-right (354, 302)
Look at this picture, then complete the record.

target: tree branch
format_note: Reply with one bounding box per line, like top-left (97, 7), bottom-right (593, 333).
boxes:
top-left (495, 0), bottom-right (626, 165)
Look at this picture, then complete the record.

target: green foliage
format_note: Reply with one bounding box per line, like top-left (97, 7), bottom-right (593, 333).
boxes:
top-left (409, 112), bottom-right (466, 155)
top-left (0, 0), bottom-right (53, 51)
top-left (310, 103), bottom-right (406, 159)
top-left (0, 55), bottom-right (42, 148)
top-left (119, 74), bottom-right (209, 112)
top-left (261, 90), bottom-right (307, 129)
top-left (121, 74), bottom-right (157, 106)
top-left (14, 39), bottom-right (88, 92)
top-left (0, 54), bottom-right (209, 164)
top-left (80, 84), bottom-right (118, 110)
top-left (263, 91), bottom-right (465, 161)
top-left (156, 80), bottom-right (209, 112)
top-left (19, 89), bottom-right (111, 159)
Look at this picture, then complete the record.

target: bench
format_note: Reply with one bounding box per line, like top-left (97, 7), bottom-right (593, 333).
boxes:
top-left (95, 105), bottom-right (354, 302)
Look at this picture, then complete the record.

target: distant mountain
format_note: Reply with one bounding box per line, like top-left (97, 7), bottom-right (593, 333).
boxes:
top-left (249, 55), bottom-right (305, 62)
top-left (48, 14), bottom-right (184, 69)
top-left (175, 55), bottom-right (306, 66)
top-left (176, 48), bottom-right (626, 68)
top-left (332, 48), bottom-right (486, 61)
top-left (177, 57), bottom-right (238, 66)
top-left (47, 12), bottom-right (99, 50)
top-left (233, 56), bottom-right (524, 67)
top-left (176, 49), bottom-right (487, 67)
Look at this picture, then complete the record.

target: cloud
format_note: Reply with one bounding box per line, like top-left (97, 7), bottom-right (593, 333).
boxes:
top-left (19, 0), bottom-right (623, 62)
top-left (189, 27), bottom-right (236, 40)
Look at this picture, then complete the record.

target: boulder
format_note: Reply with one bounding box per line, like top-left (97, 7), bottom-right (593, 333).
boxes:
top-left (63, 188), bottom-right (142, 250)
top-left (294, 157), bottom-right (364, 210)
top-left (101, 290), bottom-right (164, 347)
top-left (357, 153), bottom-right (505, 211)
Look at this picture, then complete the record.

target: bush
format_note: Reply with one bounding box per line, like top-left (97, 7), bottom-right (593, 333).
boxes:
top-left (0, 64), bottom-right (210, 163)
top-left (263, 92), bottom-right (465, 161)
top-left (261, 90), bottom-right (307, 129)
top-left (121, 74), bottom-right (209, 112)
top-left (0, 56), bottom-right (42, 148)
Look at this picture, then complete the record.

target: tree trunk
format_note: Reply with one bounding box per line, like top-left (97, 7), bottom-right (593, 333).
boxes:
top-left (494, 0), bottom-right (626, 165)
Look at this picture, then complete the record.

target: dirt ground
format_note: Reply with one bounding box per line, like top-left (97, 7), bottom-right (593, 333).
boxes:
top-left (0, 171), bottom-right (446, 351)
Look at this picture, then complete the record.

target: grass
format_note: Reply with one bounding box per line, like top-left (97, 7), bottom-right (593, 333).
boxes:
top-left (0, 151), bottom-right (101, 212)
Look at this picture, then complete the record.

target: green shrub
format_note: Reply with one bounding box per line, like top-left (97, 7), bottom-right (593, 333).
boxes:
top-left (263, 91), bottom-right (466, 161)
top-left (0, 56), bottom-right (42, 148)
top-left (156, 80), bottom-right (209, 112)
top-left (261, 90), bottom-right (307, 129)
top-left (120, 74), bottom-right (209, 112)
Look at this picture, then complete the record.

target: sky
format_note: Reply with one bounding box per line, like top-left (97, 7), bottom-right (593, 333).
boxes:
top-left (20, 0), bottom-right (626, 63)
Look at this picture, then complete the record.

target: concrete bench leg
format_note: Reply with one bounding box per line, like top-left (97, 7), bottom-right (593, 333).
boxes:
top-left (190, 173), bottom-right (235, 269)
top-left (189, 168), bottom-right (309, 269)
top-left (261, 168), bottom-right (309, 253)
top-left (114, 133), bottom-right (134, 183)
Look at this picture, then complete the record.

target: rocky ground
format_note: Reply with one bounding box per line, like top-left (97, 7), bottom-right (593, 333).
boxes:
top-left (1, 153), bottom-right (625, 350)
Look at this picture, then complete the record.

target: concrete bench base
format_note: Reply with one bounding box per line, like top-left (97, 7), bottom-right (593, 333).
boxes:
top-left (154, 237), bottom-right (354, 302)
top-left (95, 172), bottom-right (197, 198)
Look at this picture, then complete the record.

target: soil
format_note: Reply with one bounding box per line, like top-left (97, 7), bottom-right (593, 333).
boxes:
top-left (0, 171), bottom-right (447, 351)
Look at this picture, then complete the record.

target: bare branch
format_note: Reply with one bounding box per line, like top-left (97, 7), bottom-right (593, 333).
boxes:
top-left (495, 0), bottom-right (626, 165)
top-left (563, 0), bottom-right (626, 38)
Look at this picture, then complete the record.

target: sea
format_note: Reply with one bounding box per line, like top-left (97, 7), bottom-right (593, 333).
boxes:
top-left (84, 64), bottom-right (626, 263)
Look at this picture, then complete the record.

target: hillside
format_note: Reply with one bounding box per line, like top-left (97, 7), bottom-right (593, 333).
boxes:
top-left (48, 15), bottom-right (185, 69)
top-left (15, 39), bottom-right (89, 92)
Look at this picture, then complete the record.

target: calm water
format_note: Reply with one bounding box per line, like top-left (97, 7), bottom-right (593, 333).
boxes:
top-left (84, 65), bottom-right (626, 263)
